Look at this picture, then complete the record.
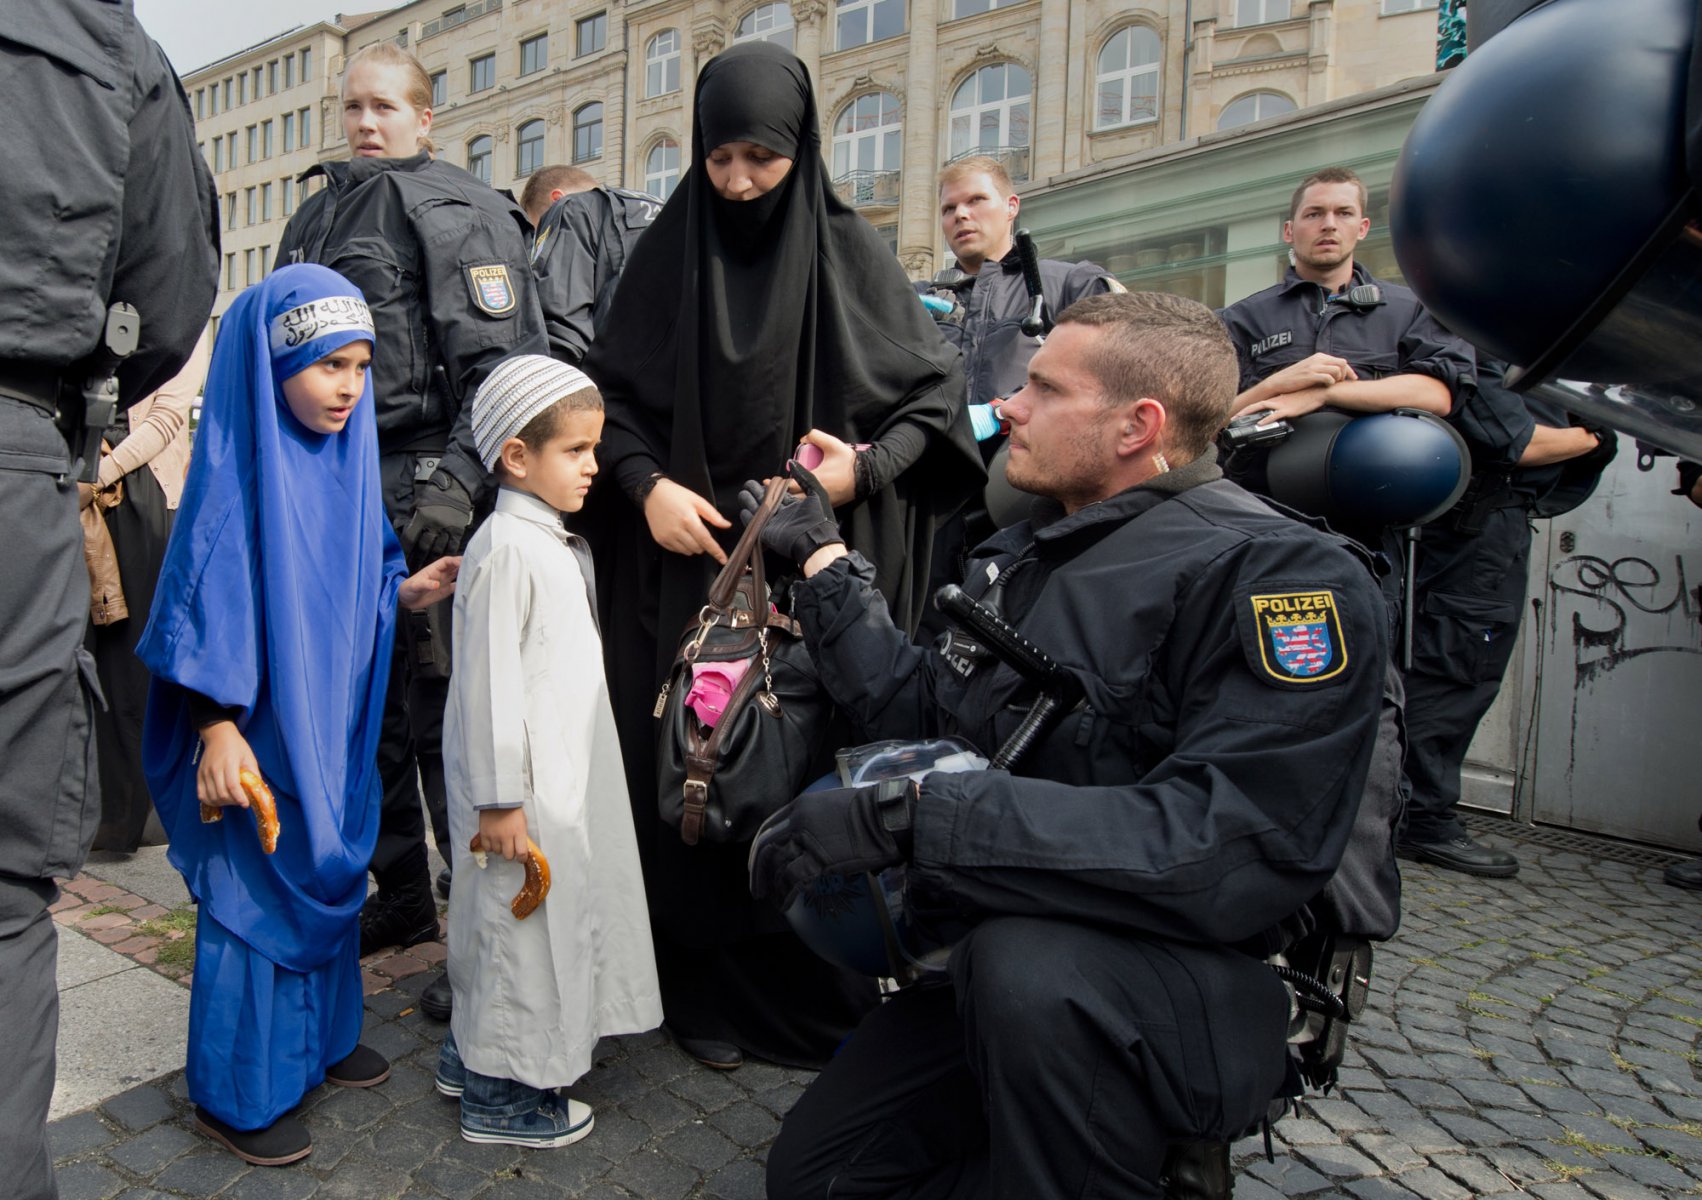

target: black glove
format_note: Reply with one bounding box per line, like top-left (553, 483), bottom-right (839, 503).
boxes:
top-left (403, 473), bottom-right (474, 564)
top-left (748, 777), bottom-right (917, 907)
top-left (1575, 423), bottom-right (1619, 471)
top-left (736, 463), bottom-right (843, 567)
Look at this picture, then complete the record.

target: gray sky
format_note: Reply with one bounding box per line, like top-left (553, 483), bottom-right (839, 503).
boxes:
top-left (135, 1), bottom-right (367, 76)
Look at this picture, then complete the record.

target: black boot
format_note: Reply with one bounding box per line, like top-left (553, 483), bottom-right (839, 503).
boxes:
top-left (359, 846), bottom-right (439, 958)
top-left (1160, 1140), bottom-right (1233, 1200)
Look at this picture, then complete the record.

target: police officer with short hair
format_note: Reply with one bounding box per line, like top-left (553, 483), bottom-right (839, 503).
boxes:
top-left (0, 5), bottom-right (219, 1195)
top-left (748, 292), bottom-right (1390, 1200)
top-left (521, 164), bottom-right (661, 367)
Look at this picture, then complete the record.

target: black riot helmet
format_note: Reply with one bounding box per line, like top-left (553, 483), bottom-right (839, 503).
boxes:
top-left (1390, 0), bottom-right (1702, 458)
top-left (1264, 408), bottom-right (1470, 529)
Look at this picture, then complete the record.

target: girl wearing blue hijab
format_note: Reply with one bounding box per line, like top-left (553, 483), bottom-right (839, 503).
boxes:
top-left (138, 264), bottom-right (460, 1166)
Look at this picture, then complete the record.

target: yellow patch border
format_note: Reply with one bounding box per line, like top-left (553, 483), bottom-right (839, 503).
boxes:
top-left (1250, 589), bottom-right (1347, 683)
top-left (467, 264), bottom-right (518, 316)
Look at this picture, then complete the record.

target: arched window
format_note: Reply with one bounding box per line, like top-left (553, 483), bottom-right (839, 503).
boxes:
top-left (467, 135), bottom-right (492, 184)
top-left (733, 2), bottom-right (794, 50)
top-left (830, 92), bottom-right (902, 203)
top-left (1216, 90), bottom-right (1297, 130)
top-left (573, 102), bottom-right (604, 162)
top-left (645, 30), bottom-right (681, 97)
top-left (645, 136), bottom-right (681, 200)
top-left (1095, 27), bottom-right (1161, 130)
top-left (516, 119), bottom-right (545, 176)
top-left (836, 0), bottom-right (903, 51)
top-left (949, 63), bottom-right (1031, 174)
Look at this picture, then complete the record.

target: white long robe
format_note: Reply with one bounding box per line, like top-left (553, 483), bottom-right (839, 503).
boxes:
top-left (444, 487), bottom-right (661, 1089)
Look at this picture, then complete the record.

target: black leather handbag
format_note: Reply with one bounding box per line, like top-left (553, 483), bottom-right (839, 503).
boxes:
top-left (655, 477), bottom-right (833, 846)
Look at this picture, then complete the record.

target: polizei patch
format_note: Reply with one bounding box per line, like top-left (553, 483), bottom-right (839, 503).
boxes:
top-left (1248, 590), bottom-right (1346, 683)
top-left (466, 264), bottom-right (517, 316)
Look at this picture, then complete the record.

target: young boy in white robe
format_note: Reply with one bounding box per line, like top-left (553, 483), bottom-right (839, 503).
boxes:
top-left (437, 354), bottom-right (662, 1148)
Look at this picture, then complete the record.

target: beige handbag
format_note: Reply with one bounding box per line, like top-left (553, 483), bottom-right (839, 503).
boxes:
top-left (82, 447), bottom-right (128, 625)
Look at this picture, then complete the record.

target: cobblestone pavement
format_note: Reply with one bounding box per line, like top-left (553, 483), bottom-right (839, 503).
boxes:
top-left (47, 819), bottom-right (1702, 1199)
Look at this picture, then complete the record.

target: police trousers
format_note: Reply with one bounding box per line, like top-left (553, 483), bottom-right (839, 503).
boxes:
top-left (766, 916), bottom-right (1290, 1200)
top-left (1401, 508), bottom-right (1532, 842)
top-left (375, 450), bottom-right (450, 876)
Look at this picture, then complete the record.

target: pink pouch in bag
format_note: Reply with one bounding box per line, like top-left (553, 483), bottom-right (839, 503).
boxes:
top-left (685, 659), bottom-right (752, 729)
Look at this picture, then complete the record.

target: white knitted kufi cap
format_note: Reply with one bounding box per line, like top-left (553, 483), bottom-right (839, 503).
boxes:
top-left (472, 354), bottom-right (595, 470)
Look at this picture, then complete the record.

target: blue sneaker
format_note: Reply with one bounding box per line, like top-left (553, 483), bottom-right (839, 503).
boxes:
top-left (435, 1031), bottom-right (466, 1099)
top-left (460, 1095), bottom-right (594, 1149)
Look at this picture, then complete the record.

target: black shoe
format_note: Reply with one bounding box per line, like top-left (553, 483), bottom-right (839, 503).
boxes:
top-left (436, 867), bottom-right (452, 899)
top-left (193, 1107), bottom-right (312, 1166)
top-left (326, 1043), bottom-right (391, 1088)
top-left (1160, 1140), bottom-right (1232, 1200)
top-left (1664, 858), bottom-right (1702, 890)
top-left (668, 1028), bottom-right (743, 1070)
top-left (359, 876), bottom-right (439, 958)
top-left (420, 971), bottom-right (452, 1021)
top-left (1397, 833), bottom-right (1519, 878)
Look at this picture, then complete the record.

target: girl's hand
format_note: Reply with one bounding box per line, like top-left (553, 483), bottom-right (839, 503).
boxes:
top-left (198, 721), bottom-right (259, 808)
top-left (643, 478), bottom-right (731, 563)
top-left (796, 429), bottom-right (857, 506)
top-left (401, 555), bottom-right (461, 610)
top-left (477, 806), bottom-right (530, 861)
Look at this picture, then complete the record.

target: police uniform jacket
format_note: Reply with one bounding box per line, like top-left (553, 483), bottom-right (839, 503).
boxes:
top-left (531, 186), bottom-right (661, 365)
top-left (276, 154), bottom-right (548, 497)
top-left (927, 250), bottom-right (1115, 407)
top-left (1219, 264), bottom-right (1473, 402)
top-left (794, 465), bottom-right (1390, 953)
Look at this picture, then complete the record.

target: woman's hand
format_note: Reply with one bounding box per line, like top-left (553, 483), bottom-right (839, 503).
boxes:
top-left (400, 555), bottom-right (461, 610)
top-left (477, 806), bottom-right (530, 862)
top-left (198, 721), bottom-right (259, 809)
top-left (643, 478), bottom-right (731, 564)
top-left (796, 430), bottom-right (858, 507)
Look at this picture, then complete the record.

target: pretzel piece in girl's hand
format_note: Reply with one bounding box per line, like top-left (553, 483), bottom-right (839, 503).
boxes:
top-left (199, 769), bottom-right (281, 855)
top-left (468, 834), bottom-right (552, 919)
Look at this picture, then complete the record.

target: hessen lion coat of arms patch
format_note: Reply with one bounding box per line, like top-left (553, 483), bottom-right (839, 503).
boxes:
top-left (1248, 590), bottom-right (1347, 683)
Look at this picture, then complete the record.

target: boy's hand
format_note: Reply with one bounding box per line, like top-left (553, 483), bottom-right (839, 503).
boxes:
top-left (478, 807), bottom-right (530, 861)
top-left (400, 555), bottom-right (461, 610)
top-left (198, 721), bottom-right (259, 808)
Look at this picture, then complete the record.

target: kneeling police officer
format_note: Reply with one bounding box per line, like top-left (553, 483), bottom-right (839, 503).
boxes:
top-left (747, 292), bottom-right (1390, 1200)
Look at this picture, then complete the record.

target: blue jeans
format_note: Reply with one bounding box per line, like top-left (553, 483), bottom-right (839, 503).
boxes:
top-left (440, 1030), bottom-right (551, 1124)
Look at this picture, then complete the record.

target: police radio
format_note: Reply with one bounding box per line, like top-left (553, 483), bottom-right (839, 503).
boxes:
top-left (76, 303), bottom-right (140, 484)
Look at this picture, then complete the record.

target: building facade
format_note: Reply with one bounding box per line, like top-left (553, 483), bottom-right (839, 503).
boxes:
top-left (185, 0), bottom-right (1442, 322)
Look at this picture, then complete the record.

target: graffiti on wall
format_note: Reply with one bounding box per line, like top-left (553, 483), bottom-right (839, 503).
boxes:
top-left (1548, 554), bottom-right (1702, 688)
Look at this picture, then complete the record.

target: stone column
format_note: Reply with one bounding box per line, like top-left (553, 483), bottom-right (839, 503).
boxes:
top-left (1035, 0), bottom-right (1070, 181)
top-left (897, 0), bottom-right (941, 277)
top-left (686, 18), bottom-right (726, 109)
top-left (793, 0), bottom-right (827, 90)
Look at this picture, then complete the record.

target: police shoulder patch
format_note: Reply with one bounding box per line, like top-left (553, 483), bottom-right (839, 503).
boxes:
top-left (1245, 589), bottom-right (1347, 685)
top-left (466, 264), bottom-right (517, 316)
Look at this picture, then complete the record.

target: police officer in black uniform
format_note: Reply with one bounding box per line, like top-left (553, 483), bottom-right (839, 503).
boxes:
top-left (521, 164), bottom-right (661, 367)
top-left (745, 293), bottom-right (1389, 1200)
top-left (0, 5), bottom-right (219, 1195)
top-left (276, 43), bottom-right (548, 989)
top-left (1400, 356), bottom-right (1616, 877)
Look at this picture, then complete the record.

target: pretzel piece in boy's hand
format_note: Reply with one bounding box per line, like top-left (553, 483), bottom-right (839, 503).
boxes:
top-left (198, 769), bottom-right (281, 854)
top-left (468, 833), bottom-right (552, 919)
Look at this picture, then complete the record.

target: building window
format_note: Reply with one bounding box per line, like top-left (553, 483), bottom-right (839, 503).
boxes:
top-left (268, 60), bottom-right (278, 94)
top-left (237, 73), bottom-right (247, 105)
top-left (283, 111), bottom-right (295, 151)
top-left (282, 177), bottom-right (295, 215)
top-left (1216, 90), bottom-right (1297, 129)
top-left (245, 187), bottom-right (257, 225)
top-left (517, 119), bottom-right (545, 176)
top-left (196, 88), bottom-right (205, 118)
top-left (284, 54), bottom-right (294, 89)
top-left (1381, 0), bottom-right (1436, 11)
top-left (952, 0), bottom-right (1021, 16)
top-left (645, 30), bottom-right (681, 98)
top-left (431, 71), bottom-right (447, 107)
top-left (573, 102), bottom-right (604, 161)
top-left (225, 132), bottom-right (236, 165)
top-left (836, 0), bottom-right (904, 50)
top-left (949, 63), bottom-right (1032, 179)
top-left (520, 33), bottom-right (548, 76)
top-left (830, 92), bottom-right (902, 205)
top-left (247, 125), bottom-right (258, 163)
top-left (252, 67), bottom-right (262, 96)
top-left (470, 53), bottom-right (495, 93)
top-left (1237, 0), bottom-right (1291, 22)
top-left (260, 182), bottom-right (273, 221)
top-left (225, 253), bottom-right (236, 290)
top-left (222, 78), bottom-right (231, 109)
top-left (299, 107), bottom-right (311, 147)
top-left (212, 139), bottom-right (223, 173)
top-left (1095, 26), bottom-right (1161, 130)
top-left (644, 136), bottom-right (681, 199)
top-left (576, 13), bottom-right (607, 57)
top-left (261, 120), bottom-right (274, 158)
top-left (244, 249), bottom-right (256, 286)
top-left (224, 191), bottom-right (236, 230)
top-left (209, 85), bottom-right (219, 116)
top-left (468, 135), bottom-right (493, 184)
top-left (301, 48), bottom-right (313, 81)
top-left (260, 245), bottom-right (270, 276)
top-left (733, 3), bottom-right (794, 49)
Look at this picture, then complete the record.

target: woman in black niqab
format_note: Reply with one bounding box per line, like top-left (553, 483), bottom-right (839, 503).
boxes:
top-left (583, 41), bottom-right (980, 1069)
